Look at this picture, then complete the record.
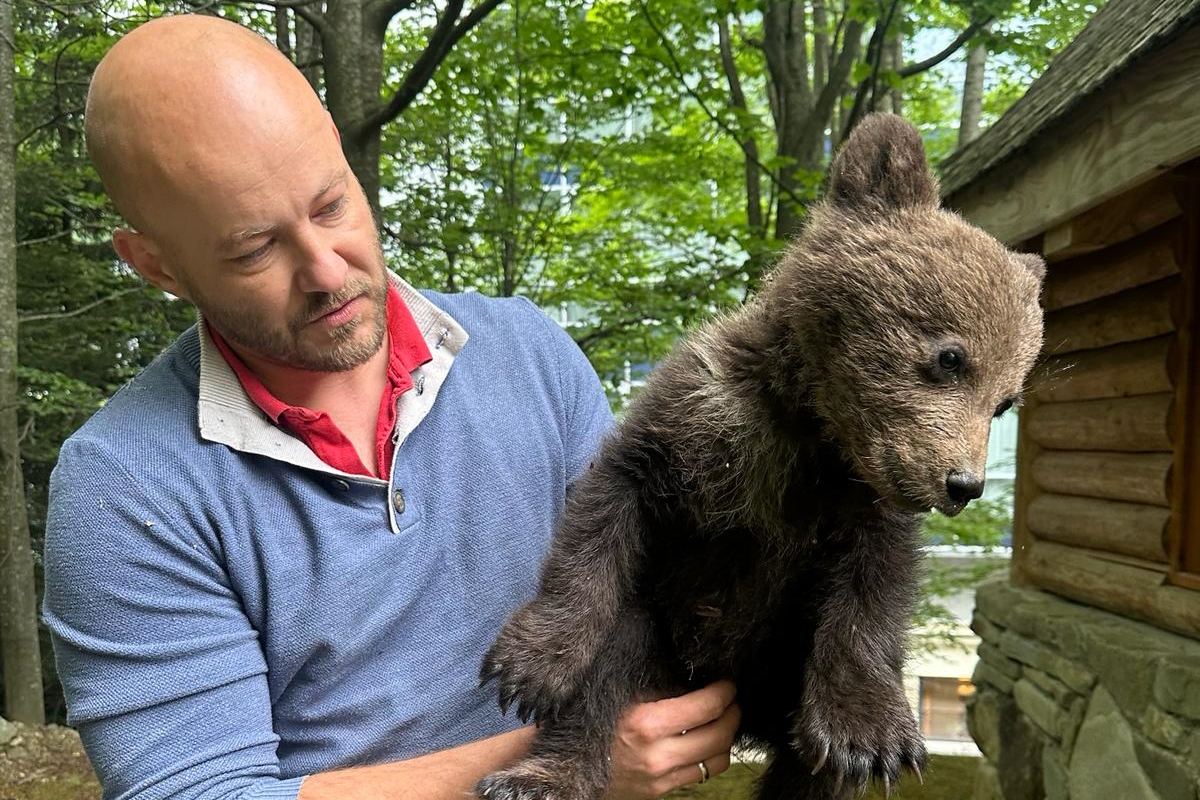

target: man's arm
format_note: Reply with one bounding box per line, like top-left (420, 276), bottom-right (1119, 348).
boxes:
top-left (299, 682), bottom-right (741, 800)
top-left (298, 728), bottom-right (535, 800)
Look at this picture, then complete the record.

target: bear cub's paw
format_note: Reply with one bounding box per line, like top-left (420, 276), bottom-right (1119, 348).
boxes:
top-left (791, 677), bottom-right (926, 795)
top-left (480, 596), bottom-right (598, 722)
top-left (476, 758), bottom-right (596, 800)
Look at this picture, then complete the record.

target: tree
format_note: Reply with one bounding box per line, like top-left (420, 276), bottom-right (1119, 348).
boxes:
top-left (1, 0), bottom-right (46, 725)
top-left (257, 0), bottom-right (505, 214)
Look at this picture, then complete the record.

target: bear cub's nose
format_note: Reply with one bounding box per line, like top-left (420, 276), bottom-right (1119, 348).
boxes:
top-left (945, 470), bottom-right (985, 504)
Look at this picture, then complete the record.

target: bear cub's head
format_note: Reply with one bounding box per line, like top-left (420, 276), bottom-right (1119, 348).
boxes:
top-left (767, 113), bottom-right (1044, 517)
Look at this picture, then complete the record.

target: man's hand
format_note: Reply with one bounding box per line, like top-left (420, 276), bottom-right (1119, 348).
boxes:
top-left (607, 680), bottom-right (741, 800)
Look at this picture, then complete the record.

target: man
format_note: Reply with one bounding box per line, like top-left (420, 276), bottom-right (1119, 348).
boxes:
top-left (41, 14), bottom-right (740, 800)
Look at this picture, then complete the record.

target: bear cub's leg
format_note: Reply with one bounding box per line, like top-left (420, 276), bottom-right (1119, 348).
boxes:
top-left (478, 611), bottom-right (655, 800)
top-left (789, 515), bottom-right (926, 793)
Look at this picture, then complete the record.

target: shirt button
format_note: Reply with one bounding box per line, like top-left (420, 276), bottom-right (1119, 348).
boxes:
top-left (392, 489), bottom-right (406, 514)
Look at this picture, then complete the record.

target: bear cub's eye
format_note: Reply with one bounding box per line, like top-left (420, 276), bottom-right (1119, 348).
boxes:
top-left (926, 344), bottom-right (968, 385)
top-left (938, 349), bottom-right (962, 372)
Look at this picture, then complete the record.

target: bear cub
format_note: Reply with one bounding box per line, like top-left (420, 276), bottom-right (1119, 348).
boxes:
top-left (478, 114), bottom-right (1045, 800)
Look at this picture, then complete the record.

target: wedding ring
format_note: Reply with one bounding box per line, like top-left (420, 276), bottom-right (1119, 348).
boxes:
top-left (697, 760), bottom-right (709, 784)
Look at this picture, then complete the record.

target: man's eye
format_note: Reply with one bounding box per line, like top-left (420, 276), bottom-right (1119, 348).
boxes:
top-left (319, 196), bottom-right (347, 217)
top-left (236, 242), bottom-right (272, 262)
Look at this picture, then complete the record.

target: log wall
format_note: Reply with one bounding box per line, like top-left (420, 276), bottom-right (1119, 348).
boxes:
top-left (1013, 171), bottom-right (1200, 638)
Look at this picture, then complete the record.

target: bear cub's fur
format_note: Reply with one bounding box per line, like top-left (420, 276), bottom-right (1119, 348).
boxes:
top-left (478, 114), bottom-right (1045, 800)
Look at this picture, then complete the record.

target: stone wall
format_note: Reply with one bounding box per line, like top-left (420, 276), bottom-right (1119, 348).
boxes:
top-left (968, 576), bottom-right (1200, 800)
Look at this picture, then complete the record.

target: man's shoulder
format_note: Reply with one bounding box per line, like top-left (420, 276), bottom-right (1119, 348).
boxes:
top-left (419, 289), bottom-right (553, 336)
top-left (67, 325), bottom-right (202, 454)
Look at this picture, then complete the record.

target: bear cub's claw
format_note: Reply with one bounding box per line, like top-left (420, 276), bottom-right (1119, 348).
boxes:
top-left (479, 597), bottom-right (597, 722)
top-left (476, 760), bottom-right (594, 800)
top-left (791, 679), bottom-right (926, 796)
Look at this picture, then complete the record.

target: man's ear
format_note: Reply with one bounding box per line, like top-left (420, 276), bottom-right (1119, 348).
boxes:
top-left (827, 113), bottom-right (939, 213)
top-left (328, 112), bottom-right (341, 145)
top-left (112, 228), bottom-right (189, 300)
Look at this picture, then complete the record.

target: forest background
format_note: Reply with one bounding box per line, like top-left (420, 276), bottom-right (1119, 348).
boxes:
top-left (0, 0), bottom-right (1101, 724)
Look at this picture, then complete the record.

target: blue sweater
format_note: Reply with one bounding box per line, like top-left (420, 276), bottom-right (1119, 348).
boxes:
top-left (42, 287), bottom-right (613, 800)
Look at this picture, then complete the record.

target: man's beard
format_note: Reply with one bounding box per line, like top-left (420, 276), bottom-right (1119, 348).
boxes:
top-left (197, 273), bottom-right (389, 373)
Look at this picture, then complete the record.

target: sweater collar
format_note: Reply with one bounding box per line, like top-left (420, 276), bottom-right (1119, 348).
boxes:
top-left (195, 272), bottom-right (468, 486)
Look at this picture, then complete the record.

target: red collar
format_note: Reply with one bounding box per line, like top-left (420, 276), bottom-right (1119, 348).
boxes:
top-left (208, 282), bottom-right (432, 480)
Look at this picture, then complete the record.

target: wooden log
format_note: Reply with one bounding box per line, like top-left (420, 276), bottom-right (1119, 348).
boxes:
top-left (1042, 225), bottom-right (1180, 311)
top-left (1027, 494), bottom-right (1169, 562)
top-left (1024, 540), bottom-right (1200, 641)
top-left (1043, 277), bottom-right (1180, 356)
top-left (1170, 175), bottom-right (1200, 576)
top-left (1011, 396), bottom-right (1042, 588)
top-left (1035, 335), bottom-right (1174, 402)
top-left (1027, 393), bottom-right (1175, 452)
top-left (1042, 175), bottom-right (1182, 262)
top-left (1031, 451), bottom-right (1173, 506)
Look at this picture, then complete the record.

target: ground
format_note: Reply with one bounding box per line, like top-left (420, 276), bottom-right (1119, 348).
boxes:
top-left (0, 721), bottom-right (978, 800)
top-left (666, 755), bottom-right (980, 800)
top-left (0, 721), bottom-right (100, 800)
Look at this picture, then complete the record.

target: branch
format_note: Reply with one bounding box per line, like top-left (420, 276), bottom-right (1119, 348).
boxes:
top-left (840, 12), bottom-right (888, 142)
top-left (899, 15), bottom-right (994, 77)
top-left (248, 0), bottom-right (327, 34)
top-left (363, 0), bottom-right (504, 133)
top-left (868, 0), bottom-right (901, 114)
top-left (19, 287), bottom-right (142, 324)
top-left (379, 0), bottom-right (421, 18)
top-left (638, 1), bottom-right (808, 212)
top-left (17, 106), bottom-right (84, 148)
top-left (17, 228), bottom-right (73, 247)
top-left (717, 15), bottom-right (763, 234)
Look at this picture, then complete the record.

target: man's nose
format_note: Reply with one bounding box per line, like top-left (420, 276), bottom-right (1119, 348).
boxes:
top-left (294, 228), bottom-right (348, 294)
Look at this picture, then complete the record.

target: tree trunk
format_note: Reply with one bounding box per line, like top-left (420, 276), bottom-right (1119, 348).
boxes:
top-left (0, 0), bottom-right (46, 725)
top-left (958, 25), bottom-right (988, 147)
top-left (321, 0), bottom-right (389, 216)
top-left (764, 0), bottom-right (812, 239)
top-left (886, 32), bottom-right (903, 116)
top-left (718, 16), bottom-right (763, 236)
top-left (295, 12), bottom-right (323, 94)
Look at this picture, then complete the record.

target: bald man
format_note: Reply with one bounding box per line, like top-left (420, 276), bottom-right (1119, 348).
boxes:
top-left (41, 14), bottom-right (739, 800)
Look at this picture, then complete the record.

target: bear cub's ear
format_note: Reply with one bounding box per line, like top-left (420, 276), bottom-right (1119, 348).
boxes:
top-left (1012, 251), bottom-right (1047, 282)
top-left (828, 113), bottom-right (939, 213)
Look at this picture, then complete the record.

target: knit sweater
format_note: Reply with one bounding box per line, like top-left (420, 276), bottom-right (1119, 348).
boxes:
top-left (42, 283), bottom-right (613, 800)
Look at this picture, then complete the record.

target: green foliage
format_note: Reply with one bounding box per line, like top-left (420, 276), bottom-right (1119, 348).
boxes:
top-left (913, 487), bottom-right (1013, 653)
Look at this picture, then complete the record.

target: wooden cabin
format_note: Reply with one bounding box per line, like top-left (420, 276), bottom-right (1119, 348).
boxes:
top-left (938, 0), bottom-right (1200, 797)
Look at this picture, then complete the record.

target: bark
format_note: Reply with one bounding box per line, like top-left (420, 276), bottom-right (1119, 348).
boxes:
top-left (295, 11), bottom-right (322, 93)
top-left (763, 0), bottom-right (812, 238)
top-left (958, 24), bottom-right (989, 147)
top-left (299, 0), bottom-right (503, 217)
top-left (0, 0), bottom-right (46, 725)
top-left (274, 7), bottom-right (291, 59)
top-left (718, 16), bottom-right (763, 235)
top-left (812, 0), bottom-right (828, 97)
top-left (886, 31), bottom-right (903, 116)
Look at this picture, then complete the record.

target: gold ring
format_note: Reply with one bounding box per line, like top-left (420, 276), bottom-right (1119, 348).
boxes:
top-left (698, 761), bottom-right (709, 784)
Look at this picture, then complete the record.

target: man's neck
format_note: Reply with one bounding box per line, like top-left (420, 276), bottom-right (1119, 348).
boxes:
top-left (234, 338), bottom-right (390, 473)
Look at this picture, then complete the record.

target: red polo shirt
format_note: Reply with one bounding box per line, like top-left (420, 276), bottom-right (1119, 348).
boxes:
top-left (208, 284), bottom-right (432, 481)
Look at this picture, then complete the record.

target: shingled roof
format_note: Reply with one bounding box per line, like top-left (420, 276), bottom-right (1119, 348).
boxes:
top-left (939, 0), bottom-right (1200, 197)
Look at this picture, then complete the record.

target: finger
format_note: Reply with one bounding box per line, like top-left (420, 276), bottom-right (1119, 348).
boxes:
top-left (642, 680), bottom-right (737, 737)
top-left (655, 752), bottom-right (732, 795)
top-left (665, 700), bottom-right (741, 765)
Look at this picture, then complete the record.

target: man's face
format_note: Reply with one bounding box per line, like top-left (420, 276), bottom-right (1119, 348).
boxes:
top-left (143, 108), bottom-right (387, 373)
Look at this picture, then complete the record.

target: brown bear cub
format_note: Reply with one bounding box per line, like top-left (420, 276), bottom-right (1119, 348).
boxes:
top-left (478, 113), bottom-right (1045, 800)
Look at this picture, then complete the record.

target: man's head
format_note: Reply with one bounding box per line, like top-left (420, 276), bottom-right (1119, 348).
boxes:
top-left (86, 14), bottom-right (387, 373)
